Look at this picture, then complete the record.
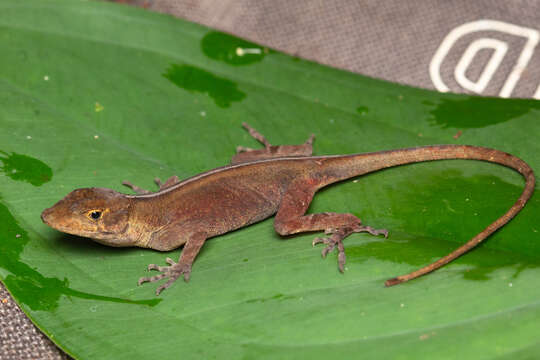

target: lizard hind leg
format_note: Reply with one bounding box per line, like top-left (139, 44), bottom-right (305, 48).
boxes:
top-left (274, 182), bottom-right (388, 273)
top-left (231, 122), bottom-right (315, 164)
top-left (313, 225), bottom-right (388, 272)
top-left (239, 122), bottom-right (272, 150)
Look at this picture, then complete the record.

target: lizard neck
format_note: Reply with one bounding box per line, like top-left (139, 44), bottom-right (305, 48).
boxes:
top-left (126, 197), bottom-right (172, 248)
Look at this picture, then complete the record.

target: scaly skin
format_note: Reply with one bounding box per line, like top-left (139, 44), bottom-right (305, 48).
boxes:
top-left (41, 123), bottom-right (535, 295)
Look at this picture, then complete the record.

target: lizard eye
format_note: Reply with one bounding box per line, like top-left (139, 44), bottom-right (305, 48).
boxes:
top-left (88, 210), bottom-right (102, 220)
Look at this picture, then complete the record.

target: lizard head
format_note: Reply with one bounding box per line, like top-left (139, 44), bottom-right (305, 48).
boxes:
top-left (41, 188), bottom-right (133, 246)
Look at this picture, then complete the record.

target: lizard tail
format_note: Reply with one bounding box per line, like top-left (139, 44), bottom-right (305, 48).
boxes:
top-left (355, 145), bottom-right (537, 287)
top-left (325, 144), bottom-right (535, 286)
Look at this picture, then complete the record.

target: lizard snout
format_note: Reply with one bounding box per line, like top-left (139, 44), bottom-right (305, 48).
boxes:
top-left (41, 207), bottom-right (54, 226)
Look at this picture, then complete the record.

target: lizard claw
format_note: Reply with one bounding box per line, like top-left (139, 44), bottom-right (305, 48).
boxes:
top-left (147, 263), bottom-right (168, 272)
top-left (312, 236), bottom-right (337, 257)
top-left (122, 180), bottom-right (151, 195)
top-left (312, 225), bottom-right (389, 272)
top-left (356, 225), bottom-right (388, 238)
top-left (313, 233), bottom-right (342, 262)
top-left (138, 258), bottom-right (192, 295)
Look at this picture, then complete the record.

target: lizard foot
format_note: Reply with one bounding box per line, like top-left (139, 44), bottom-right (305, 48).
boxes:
top-left (312, 225), bottom-right (388, 272)
top-left (138, 257), bottom-right (192, 295)
top-left (122, 176), bottom-right (180, 195)
top-left (122, 181), bottom-right (151, 195)
top-left (154, 176), bottom-right (180, 190)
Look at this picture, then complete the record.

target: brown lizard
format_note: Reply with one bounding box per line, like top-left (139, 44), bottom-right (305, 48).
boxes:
top-left (41, 123), bottom-right (535, 295)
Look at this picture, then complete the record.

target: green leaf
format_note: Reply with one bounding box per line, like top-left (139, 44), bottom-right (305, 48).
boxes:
top-left (0, 1), bottom-right (539, 359)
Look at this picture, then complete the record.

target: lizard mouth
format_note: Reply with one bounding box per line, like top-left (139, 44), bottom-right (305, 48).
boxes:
top-left (40, 207), bottom-right (54, 226)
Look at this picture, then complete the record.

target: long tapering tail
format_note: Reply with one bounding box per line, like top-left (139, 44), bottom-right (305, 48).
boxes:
top-left (327, 145), bottom-right (535, 286)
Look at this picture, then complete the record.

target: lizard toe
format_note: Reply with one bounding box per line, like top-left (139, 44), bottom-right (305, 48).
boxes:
top-left (312, 229), bottom-right (351, 271)
top-left (352, 225), bottom-right (389, 238)
top-left (138, 273), bottom-right (167, 286)
top-left (147, 263), bottom-right (169, 272)
top-left (139, 261), bottom-right (193, 295)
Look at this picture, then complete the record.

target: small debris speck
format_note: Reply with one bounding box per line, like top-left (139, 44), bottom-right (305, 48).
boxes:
top-left (200, 111), bottom-right (206, 117)
top-left (236, 47), bottom-right (262, 56)
top-left (509, 283), bottom-right (513, 287)
top-left (44, 75), bottom-right (49, 81)
top-left (353, 180), bottom-right (358, 183)
top-left (26, 135), bottom-right (32, 140)
top-left (95, 102), bottom-right (104, 112)
top-left (400, 303), bottom-right (405, 308)
top-left (419, 334), bottom-right (429, 340)
top-left (15, 234), bottom-right (21, 238)
top-left (453, 130), bottom-right (462, 139)
top-left (94, 135), bottom-right (99, 139)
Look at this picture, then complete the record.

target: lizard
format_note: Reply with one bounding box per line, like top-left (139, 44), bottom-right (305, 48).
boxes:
top-left (41, 123), bottom-right (535, 295)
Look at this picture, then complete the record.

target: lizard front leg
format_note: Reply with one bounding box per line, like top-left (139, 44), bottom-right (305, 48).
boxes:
top-left (122, 176), bottom-right (180, 194)
top-left (274, 182), bottom-right (387, 272)
top-left (138, 232), bottom-right (206, 295)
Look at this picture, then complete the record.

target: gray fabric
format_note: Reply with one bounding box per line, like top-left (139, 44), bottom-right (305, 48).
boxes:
top-left (151, 0), bottom-right (540, 98)
top-left (3, 0), bottom-right (539, 359)
top-left (0, 284), bottom-right (68, 360)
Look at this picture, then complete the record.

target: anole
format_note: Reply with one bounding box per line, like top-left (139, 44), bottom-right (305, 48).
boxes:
top-left (41, 123), bottom-right (535, 295)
